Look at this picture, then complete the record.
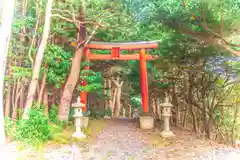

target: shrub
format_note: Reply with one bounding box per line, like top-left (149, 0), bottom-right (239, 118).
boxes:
top-left (49, 104), bottom-right (59, 124)
top-left (15, 108), bottom-right (50, 147)
top-left (4, 117), bottom-right (16, 139)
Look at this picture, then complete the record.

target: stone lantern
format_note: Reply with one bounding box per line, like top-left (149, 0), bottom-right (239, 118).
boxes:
top-left (161, 96), bottom-right (175, 137)
top-left (72, 97), bottom-right (86, 139)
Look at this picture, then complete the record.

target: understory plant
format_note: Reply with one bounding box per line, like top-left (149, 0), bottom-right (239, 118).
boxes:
top-left (15, 107), bottom-right (50, 148)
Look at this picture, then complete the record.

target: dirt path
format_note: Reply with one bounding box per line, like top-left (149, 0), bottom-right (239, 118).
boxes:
top-left (82, 119), bottom-right (240, 160)
top-left (1, 119), bottom-right (240, 160)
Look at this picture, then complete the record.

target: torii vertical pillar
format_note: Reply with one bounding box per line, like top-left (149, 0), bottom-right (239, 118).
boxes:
top-left (139, 49), bottom-right (149, 112)
top-left (80, 48), bottom-right (90, 112)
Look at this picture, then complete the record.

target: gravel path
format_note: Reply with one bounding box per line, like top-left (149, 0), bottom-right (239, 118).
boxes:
top-left (1, 119), bottom-right (240, 160)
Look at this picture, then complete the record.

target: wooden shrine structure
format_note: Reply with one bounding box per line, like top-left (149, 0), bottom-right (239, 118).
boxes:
top-left (80, 41), bottom-right (158, 113)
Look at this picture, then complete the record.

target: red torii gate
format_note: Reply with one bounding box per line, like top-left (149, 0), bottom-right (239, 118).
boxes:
top-left (80, 41), bottom-right (158, 113)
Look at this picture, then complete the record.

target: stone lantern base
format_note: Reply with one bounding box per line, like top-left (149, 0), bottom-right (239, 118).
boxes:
top-left (72, 131), bottom-right (86, 139)
top-left (160, 130), bottom-right (175, 137)
top-left (139, 116), bottom-right (154, 129)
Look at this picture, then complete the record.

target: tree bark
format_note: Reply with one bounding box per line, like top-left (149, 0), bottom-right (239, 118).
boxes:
top-left (23, 0), bottom-right (53, 119)
top-left (50, 87), bottom-right (58, 106)
top-left (19, 79), bottom-right (25, 109)
top-left (111, 87), bottom-right (117, 116)
top-left (0, 0), bottom-right (15, 144)
top-left (188, 72), bottom-right (198, 132)
top-left (58, 1), bottom-right (87, 121)
top-left (38, 72), bottom-right (47, 104)
top-left (58, 47), bottom-right (84, 120)
top-left (4, 83), bottom-right (11, 117)
top-left (12, 79), bottom-right (21, 120)
top-left (112, 78), bottom-right (123, 117)
top-left (43, 89), bottom-right (48, 116)
top-left (108, 78), bottom-right (112, 112)
top-left (104, 78), bottom-right (107, 109)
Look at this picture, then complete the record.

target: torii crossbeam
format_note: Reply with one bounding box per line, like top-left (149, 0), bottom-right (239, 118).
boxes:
top-left (80, 41), bottom-right (158, 113)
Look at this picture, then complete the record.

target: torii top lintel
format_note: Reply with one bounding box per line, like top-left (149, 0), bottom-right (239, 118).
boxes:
top-left (87, 41), bottom-right (158, 50)
top-left (85, 41), bottom-right (158, 60)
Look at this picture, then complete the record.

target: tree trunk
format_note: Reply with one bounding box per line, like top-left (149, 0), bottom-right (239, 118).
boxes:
top-left (172, 84), bottom-right (180, 126)
top-left (4, 83), bottom-right (11, 117)
top-left (43, 89), bottom-right (48, 116)
top-left (104, 78), bottom-right (107, 109)
top-left (50, 87), bottom-right (58, 106)
top-left (129, 104), bottom-right (132, 118)
top-left (0, 0), bottom-right (15, 144)
top-left (38, 72), bottom-right (47, 104)
top-left (112, 78), bottom-right (123, 117)
top-left (115, 86), bottom-right (122, 117)
top-left (19, 79), bottom-right (25, 109)
top-left (188, 73), bottom-right (198, 132)
top-left (12, 79), bottom-right (21, 120)
top-left (23, 0), bottom-right (53, 119)
top-left (108, 78), bottom-right (112, 112)
top-left (156, 98), bottom-right (161, 120)
top-left (11, 80), bottom-right (16, 117)
top-left (111, 87), bottom-right (117, 116)
top-left (58, 2), bottom-right (87, 121)
top-left (58, 47), bottom-right (84, 120)
top-left (152, 97), bottom-right (157, 120)
top-left (182, 106), bottom-right (188, 128)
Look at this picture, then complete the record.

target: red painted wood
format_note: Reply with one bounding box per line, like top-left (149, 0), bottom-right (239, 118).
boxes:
top-left (88, 53), bottom-right (157, 60)
top-left (80, 48), bottom-right (90, 112)
top-left (111, 47), bottom-right (120, 58)
top-left (87, 41), bottom-right (158, 50)
top-left (139, 49), bottom-right (149, 113)
top-left (80, 42), bottom-right (158, 113)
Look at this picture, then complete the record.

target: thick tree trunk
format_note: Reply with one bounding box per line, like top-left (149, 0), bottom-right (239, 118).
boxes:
top-left (19, 79), bottom-right (25, 109)
top-left (152, 97), bottom-right (157, 120)
top-left (43, 89), bottom-right (48, 116)
top-left (0, 0), bottom-right (15, 144)
top-left (188, 73), bottom-right (198, 132)
top-left (58, 1), bottom-right (87, 121)
top-left (23, 0), bottom-right (53, 119)
top-left (12, 79), bottom-right (21, 120)
top-left (4, 83), bottom-right (11, 117)
top-left (112, 78), bottom-right (123, 117)
top-left (111, 87), bottom-right (117, 116)
top-left (182, 106), bottom-right (188, 128)
top-left (58, 47), bottom-right (84, 120)
top-left (129, 104), bottom-right (132, 118)
top-left (50, 87), bottom-right (58, 106)
top-left (38, 72), bottom-right (47, 104)
top-left (156, 98), bottom-right (161, 120)
top-left (172, 84), bottom-right (180, 126)
top-left (108, 78), bottom-right (112, 112)
top-left (104, 78), bottom-right (107, 109)
top-left (115, 86), bottom-right (122, 117)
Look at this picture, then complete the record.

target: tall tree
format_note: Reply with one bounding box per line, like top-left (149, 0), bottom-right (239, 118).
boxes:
top-left (23, 0), bottom-right (53, 118)
top-left (58, 0), bottom-right (87, 121)
top-left (0, 0), bottom-right (15, 144)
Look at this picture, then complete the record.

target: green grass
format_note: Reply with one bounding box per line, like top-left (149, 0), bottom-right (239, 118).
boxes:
top-left (49, 119), bottom-right (107, 145)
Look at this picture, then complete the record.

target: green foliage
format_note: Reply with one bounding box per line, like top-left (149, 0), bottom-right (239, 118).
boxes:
top-left (15, 108), bottom-right (50, 147)
top-left (49, 104), bottom-right (59, 124)
top-left (79, 70), bottom-right (103, 92)
top-left (10, 66), bottom-right (32, 78)
top-left (104, 107), bottom-right (112, 117)
top-left (44, 44), bottom-right (72, 88)
top-left (4, 117), bottom-right (16, 139)
top-left (88, 108), bottom-right (105, 118)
